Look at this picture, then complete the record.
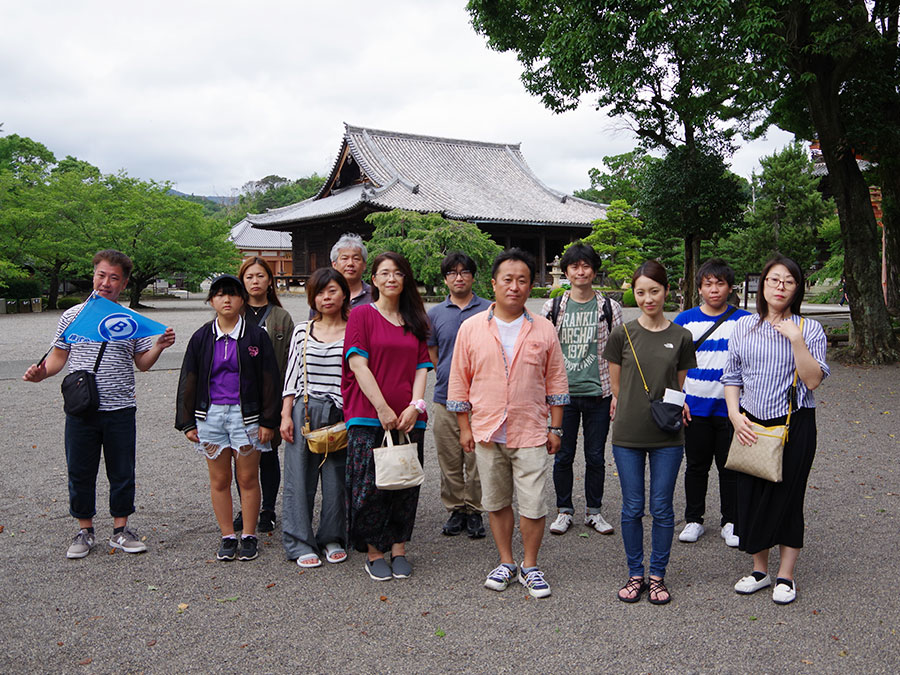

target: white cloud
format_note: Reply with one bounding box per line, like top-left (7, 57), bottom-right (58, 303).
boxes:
top-left (0, 1), bottom-right (794, 197)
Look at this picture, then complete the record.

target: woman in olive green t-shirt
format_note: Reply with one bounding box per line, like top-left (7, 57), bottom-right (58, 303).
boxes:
top-left (602, 261), bottom-right (695, 606)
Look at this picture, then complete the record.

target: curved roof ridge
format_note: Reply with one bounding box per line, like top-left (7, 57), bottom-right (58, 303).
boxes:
top-left (359, 129), bottom-right (419, 194)
top-left (503, 146), bottom-right (568, 203)
top-left (345, 122), bottom-right (521, 151)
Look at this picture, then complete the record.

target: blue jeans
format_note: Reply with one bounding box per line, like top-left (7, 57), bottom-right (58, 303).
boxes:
top-left (554, 396), bottom-right (611, 514)
top-left (612, 444), bottom-right (683, 578)
top-left (64, 408), bottom-right (137, 519)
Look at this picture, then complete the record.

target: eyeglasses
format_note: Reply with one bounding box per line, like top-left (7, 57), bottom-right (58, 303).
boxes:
top-left (765, 276), bottom-right (797, 290)
top-left (444, 270), bottom-right (473, 279)
top-left (375, 270), bottom-right (406, 280)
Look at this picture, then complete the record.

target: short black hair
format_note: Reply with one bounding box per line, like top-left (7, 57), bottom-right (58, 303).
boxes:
top-left (93, 249), bottom-right (133, 278)
top-left (560, 242), bottom-right (601, 274)
top-left (440, 252), bottom-right (477, 277)
top-left (206, 274), bottom-right (248, 302)
top-left (696, 258), bottom-right (735, 288)
top-left (491, 247), bottom-right (536, 284)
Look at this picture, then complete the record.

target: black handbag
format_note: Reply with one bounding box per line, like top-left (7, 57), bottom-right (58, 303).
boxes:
top-left (622, 323), bottom-right (683, 433)
top-left (61, 343), bottom-right (106, 416)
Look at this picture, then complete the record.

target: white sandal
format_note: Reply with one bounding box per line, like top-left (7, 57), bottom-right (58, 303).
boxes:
top-left (324, 542), bottom-right (347, 564)
top-left (296, 553), bottom-right (322, 568)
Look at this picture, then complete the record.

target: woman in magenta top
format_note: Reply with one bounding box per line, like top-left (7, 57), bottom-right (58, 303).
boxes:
top-left (342, 251), bottom-right (433, 582)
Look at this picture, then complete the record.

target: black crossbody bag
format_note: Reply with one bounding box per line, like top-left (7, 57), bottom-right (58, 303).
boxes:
top-left (61, 343), bottom-right (107, 416)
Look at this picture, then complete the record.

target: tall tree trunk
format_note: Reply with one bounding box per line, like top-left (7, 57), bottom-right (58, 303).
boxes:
top-left (880, 164), bottom-right (900, 316)
top-left (47, 259), bottom-right (63, 310)
top-left (805, 76), bottom-right (899, 362)
top-left (682, 234), bottom-right (700, 310)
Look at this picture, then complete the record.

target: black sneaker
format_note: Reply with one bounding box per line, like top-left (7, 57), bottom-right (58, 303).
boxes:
top-left (217, 537), bottom-right (238, 561)
top-left (442, 510), bottom-right (466, 536)
top-left (258, 510), bottom-right (276, 533)
top-left (467, 512), bottom-right (486, 539)
top-left (239, 536), bottom-right (259, 561)
top-left (233, 512), bottom-right (243, 531)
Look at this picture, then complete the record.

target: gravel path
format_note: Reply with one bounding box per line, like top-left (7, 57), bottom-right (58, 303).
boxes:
top-left (0, 298), bottom-right (895, 673)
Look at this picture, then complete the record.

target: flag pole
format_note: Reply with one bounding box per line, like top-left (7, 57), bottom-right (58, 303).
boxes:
top-left (36, 291), bottom-right (99, 367)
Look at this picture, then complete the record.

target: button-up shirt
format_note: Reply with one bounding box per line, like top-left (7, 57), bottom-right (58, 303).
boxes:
top-left (447, 305), bottom-right (569, 448)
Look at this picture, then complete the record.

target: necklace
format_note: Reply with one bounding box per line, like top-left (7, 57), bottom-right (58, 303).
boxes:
top-left (248, 304), bottom-right (267, 317)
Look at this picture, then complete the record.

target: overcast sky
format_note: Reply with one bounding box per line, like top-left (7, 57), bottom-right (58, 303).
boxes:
top-left (1, 1), bottom-right (793, 199)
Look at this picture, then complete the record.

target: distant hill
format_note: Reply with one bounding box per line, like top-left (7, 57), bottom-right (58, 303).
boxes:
top-left (168, 189), bottom-right (239, 206)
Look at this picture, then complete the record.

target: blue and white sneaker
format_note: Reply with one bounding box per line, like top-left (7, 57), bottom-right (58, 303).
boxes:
top-left (518, 565), bottom-right (551, 598)
top-left (484, 563), bottom-right (517, 591)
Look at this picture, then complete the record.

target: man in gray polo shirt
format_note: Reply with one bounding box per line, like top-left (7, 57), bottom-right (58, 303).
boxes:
top-left (23, 249), bottom-right (175, 559)
top-left (427, 252), bottom-right (491, 538)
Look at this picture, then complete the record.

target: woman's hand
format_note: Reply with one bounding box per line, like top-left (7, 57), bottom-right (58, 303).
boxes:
top-left (258, 427), bottom-right (274, 444)
top-left (773, 318), bottom-right (802, 343)
top-left (729, 412), bottom-right (757, 446)
top-left (396, 404), bottom-right (419, 433)
top-left (377, 405), bottom-right (399, 430)
top-left (185, 429), bottom-right (199, 443)
top-left (280, 415), bottom-right (294, 445)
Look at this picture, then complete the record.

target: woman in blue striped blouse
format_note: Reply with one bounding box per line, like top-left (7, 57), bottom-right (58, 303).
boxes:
top-left (722, 255), bottom-right (829, 605)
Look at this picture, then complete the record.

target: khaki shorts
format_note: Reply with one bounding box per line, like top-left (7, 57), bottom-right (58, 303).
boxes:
top-left (474, 442), bottom-right (549, 519)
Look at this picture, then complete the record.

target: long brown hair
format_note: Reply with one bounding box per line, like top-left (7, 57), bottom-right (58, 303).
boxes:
top-left (371, 252), bottom-right (430, 342)
top-left (757, 255), bottom-right (804, 323)
top-left (238, 257), bottom-right (283, 308)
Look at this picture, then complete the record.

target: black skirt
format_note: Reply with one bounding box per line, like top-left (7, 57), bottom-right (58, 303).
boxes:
top-left (734, 407), bottom-right (816, 554)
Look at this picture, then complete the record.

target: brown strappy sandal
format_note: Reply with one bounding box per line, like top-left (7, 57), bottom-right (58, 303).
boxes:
top-left (648, 577), bottom-right (671, 605)
top-left (617, 576), bottom-right (647, 603)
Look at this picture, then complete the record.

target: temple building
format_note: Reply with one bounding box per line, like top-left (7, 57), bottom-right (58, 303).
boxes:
top-left (245, 124), bottom-right (607, 285)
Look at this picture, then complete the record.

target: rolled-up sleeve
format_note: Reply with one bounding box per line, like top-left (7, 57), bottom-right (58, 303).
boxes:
top-left (446, 322), bottom-right (472, 412)
top-left (543, 334), bottom-right (570, 406)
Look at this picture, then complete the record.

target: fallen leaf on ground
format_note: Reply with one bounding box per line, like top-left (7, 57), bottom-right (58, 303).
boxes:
top-left (147, 585), bottom-right (159, 591)
top-left (147, 640), bottom-right (156, 647)
top-left (215, 596), bottom-right (239, 603)
top-left (266, 583), bottom-right (275, 589)
top-left (434, 629), bottom-right (446, 637)
top-left (79, 658), bottom-right (92, 666)
top-left (380, 596), bottom-right (388, 602)
top-left (578, 533), bottom-right (589, 538)
top-left (178, 603), bottom-right (188, 611)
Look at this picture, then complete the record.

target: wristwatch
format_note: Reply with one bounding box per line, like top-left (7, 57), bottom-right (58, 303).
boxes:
top-left (409, 399), bottom-right (427, 413)
top-left (548, 426), bottom-right (563, 438)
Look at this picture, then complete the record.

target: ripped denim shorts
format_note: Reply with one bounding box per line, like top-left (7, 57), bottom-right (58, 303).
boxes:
top-left (196, 404), bottom-right (272, 460)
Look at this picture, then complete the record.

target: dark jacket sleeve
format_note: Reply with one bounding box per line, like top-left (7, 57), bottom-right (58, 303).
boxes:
top-left (257, 328), bottom-right (282, 430)
top-left (175, 329), bottom-right (202, 431)
top-left (266, 305), bottom-right (294, 381)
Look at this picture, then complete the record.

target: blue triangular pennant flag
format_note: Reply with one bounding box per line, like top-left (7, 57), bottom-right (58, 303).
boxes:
top-left (61, 292), bottom-right (167, 343)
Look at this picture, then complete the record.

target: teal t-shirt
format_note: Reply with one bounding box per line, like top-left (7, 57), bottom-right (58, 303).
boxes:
top-left (560, 297), bottom-right (604, 396)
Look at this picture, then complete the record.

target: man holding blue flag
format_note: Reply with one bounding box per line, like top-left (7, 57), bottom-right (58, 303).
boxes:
top-left (23, 250), bottom-right (175, 559)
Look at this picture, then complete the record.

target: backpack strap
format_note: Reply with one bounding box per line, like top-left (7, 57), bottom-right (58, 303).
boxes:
top-left (550, 294), bottom-right (563, 326)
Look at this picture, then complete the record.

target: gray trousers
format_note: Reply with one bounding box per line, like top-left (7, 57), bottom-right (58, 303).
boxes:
top-left (281, 396), bottom-right (347, 560)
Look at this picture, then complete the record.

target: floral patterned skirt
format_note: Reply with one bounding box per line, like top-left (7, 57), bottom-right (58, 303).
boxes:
top-left (345, 426), bottom-right (423, 553)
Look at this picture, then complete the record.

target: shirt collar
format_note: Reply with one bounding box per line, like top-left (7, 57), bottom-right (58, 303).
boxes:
top-left (486, 304), bottom-right (533, 323)
top-left (213, 314), bottom-right (243, 340)
top-left (443, 293), bottom-right (483, 310)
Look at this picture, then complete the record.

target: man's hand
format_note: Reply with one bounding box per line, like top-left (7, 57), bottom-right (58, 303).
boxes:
top-left (155, 327), bottom-right (176, 350)
top-left (609, 395), bottom-right (617, 421)
top-left (546, 432), bottom-right (561, 455)
top-left (23, 362), bottom-right (48, 383)
top-left (682, 402), bottom-right (691, 427)
top-left (459, 426), bottom-right (475, 453)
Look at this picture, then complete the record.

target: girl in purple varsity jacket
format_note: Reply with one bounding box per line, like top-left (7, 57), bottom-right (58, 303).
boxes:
top-left (175, 274), bottom-right (281, 562)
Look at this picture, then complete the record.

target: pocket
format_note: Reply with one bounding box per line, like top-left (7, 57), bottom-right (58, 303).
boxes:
top-left (522, 341), bottom-right (545, 366)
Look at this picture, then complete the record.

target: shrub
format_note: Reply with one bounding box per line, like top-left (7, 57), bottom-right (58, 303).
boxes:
top-left (4, 278), bottom-right (42, 299)
top-left (530, 286), bottom-right (550, 298)
top-left (622, 289), bottom-right (636, 307)
top-left (57, 296), bottom-right (83, 310)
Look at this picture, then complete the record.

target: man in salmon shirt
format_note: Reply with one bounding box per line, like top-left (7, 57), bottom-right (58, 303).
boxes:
top-left (447, 248), bottom-right (569, 598)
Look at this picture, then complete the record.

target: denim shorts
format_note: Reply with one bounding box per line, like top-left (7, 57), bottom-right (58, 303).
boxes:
top-left (196, 404), bottom-right (272, 459)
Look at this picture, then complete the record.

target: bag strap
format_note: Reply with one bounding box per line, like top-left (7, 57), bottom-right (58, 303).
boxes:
top-left (693, 305), bottom-right (738, 349)
top-left (302, 322), bottom-right (311, 427)
top-left (783, 317), bottom-right (804, 440)
top-left (92, 342), bottom-right (108, 373)
top-left (549, 294), bottom-right (562, 326)
top-left (622, 323), bottom-right (652, 401)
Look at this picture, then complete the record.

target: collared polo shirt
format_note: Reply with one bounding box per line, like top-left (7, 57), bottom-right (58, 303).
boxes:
top-left (427, 293), bottom-right (491, 404)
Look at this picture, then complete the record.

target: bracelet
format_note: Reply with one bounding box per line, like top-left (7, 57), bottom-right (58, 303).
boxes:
top-left (409, 399), bottom-right (427, 414)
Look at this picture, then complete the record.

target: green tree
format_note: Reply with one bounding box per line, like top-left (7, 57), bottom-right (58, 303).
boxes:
top-left (583, 200), bottom-right (644, 286)
top-left (232, 173), bottom-right (327, 223)
top-left (575, 149), bottom-right (660, 206)
top-left (100, 173), bottom-right (241, 308)
top-left (637, 146), bottom-right (747, 303)
top-left (739, 0), bottom-right (899, 361)
top-left (364, 210), bottom-right (503, 298)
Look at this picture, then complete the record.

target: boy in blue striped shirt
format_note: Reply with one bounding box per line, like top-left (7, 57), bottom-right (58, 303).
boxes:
top-left (673, 259), bottom-right (749, 546)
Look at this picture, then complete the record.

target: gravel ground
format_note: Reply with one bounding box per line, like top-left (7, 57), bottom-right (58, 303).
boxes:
top-left (0, 297), bottom-right (896, 674)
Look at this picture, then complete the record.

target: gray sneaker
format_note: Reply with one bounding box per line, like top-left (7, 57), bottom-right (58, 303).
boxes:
top-left (109, 527), bottom-right (147, 554)
top-left (66, 529), bottom-right (96, 559)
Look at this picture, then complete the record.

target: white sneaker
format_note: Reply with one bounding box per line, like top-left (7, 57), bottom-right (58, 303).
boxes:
top-left (772, 579), bottom-right (797, 605)
top-left (549, 512), bottom-right (573, 535)
top-left (720, 523), bottom-right (740, 547)
top-left (734, 573), bottom-right (772, 594)
top-left (678, 522), bottom-right (705, 542)
top-left (584, 513), bottom-right (614, 534)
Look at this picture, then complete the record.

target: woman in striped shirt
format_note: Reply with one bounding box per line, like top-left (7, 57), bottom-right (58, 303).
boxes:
top-left (722, 255), bottom-right (829, 605)
top-left (280, 268), bottom-right (350, 568)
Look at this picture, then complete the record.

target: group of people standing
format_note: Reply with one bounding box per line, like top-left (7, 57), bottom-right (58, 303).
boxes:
top-left (24, 236), bottom-right (828, 607)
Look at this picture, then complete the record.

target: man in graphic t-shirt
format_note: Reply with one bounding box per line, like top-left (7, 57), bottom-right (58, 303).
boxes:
top-left (541, 243), bottom-right (622, 537)
top-left (23, 249), bottom-right (175, 559)
top-left (448, 248), bottom-right (569, 598)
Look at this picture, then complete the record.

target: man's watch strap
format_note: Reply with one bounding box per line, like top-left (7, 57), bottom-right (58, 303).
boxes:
top-left (548, 426), bottom-right (563, 438)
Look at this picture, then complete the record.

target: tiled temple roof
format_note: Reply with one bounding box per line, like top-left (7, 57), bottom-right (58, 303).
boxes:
top-left (247, 124), bottom-right (605, 229)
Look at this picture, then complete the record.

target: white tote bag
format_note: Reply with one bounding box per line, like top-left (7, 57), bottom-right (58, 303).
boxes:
top-left (373, 431), bottom-right (424, 490)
